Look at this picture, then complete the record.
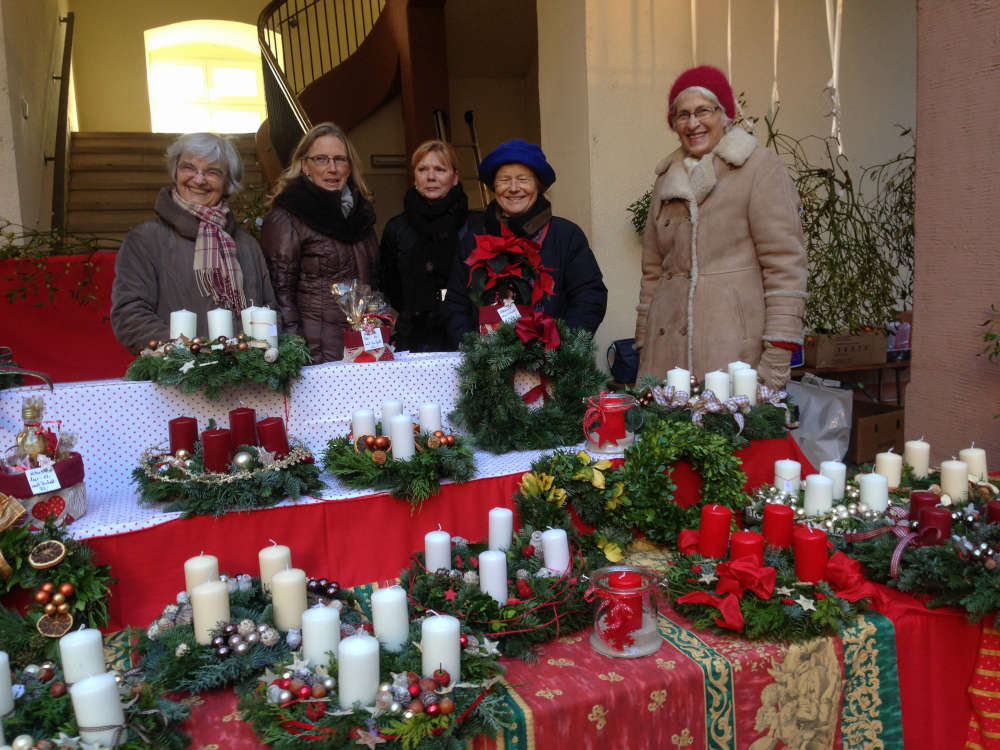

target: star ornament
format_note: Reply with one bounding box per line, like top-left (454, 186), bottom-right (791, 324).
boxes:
top-left (354, 729), bottom-right (387, 748)
top-left (795, 595), bottom-right (817, 612)
top-left (775, 585), bottom-right (794, 597)
top-left (698, 571), bottom-right (718, 584)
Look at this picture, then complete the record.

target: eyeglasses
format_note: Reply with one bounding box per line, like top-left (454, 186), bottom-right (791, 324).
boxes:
top-left (178, 163), bottom-right (226, 182)
top-left (494, 175), bottom-right (535, 189)
top-left (305, 155), bottom-right (349, 167)
top-left (674, 106), bottom-right (721, 125)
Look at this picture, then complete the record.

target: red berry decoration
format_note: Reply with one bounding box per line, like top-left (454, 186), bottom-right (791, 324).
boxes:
top-left (459, 634), bottom-right (469, 647)
top-left (426, 703), bottom-right (441, 717)
top-left (521, 544), bottom-right (535, 557)
top-left (408, 683), bottom-right (421, 698)
top-left (298, 684), bottom-right (312, 699)
top-left (516, 579), bottom-right (533, 598)
top-left (432, 668), bottom-right (451, 687)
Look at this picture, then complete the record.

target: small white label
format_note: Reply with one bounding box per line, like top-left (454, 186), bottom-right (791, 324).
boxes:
top-left (26, 466), bottom-right (61, 494)
top-left (361, 328), bottom-right (385, 351)
top-left (497, 304), bottom-right (521, 323)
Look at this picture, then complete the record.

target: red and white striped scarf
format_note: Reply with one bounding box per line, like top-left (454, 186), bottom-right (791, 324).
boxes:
top-left (172, 190), bottom-right (247, 313)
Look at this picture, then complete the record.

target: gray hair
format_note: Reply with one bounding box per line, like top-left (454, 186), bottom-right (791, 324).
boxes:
top-left (669, 86), bottom-right (733, 131)
top-left (165, 133), bottom-right (244, 196)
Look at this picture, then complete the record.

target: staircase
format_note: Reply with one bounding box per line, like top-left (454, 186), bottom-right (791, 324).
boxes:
top-left (65, 132), bottom-right (263, 242)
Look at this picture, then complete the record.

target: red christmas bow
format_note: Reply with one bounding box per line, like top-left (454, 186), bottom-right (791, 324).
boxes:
top-left (714, 556), bottom-right (777, 599)
top-left (515, 310), bottom-right (561, 351)
top-left (675, 590), bottom-right (745, 631)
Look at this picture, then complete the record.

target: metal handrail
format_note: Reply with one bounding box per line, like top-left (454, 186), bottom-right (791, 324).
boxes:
top-left (48, 13), bottom-right (75, 231)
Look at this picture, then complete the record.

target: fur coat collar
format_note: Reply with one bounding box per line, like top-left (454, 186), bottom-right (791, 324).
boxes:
top-left (653, 127), bottom-right (758, 206)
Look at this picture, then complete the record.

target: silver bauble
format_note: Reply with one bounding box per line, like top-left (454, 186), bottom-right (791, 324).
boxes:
top-left (245, 631), bottom-right (259, 644)
top-left (12, 735), bottom-right (35, 750)
top-left (235, 641), bottom-right (250, 655)
top-left (23, 664), bottom-right (39, 676)
top-left (279, 689), bottom-right (293, 703)
top-left (233, 451), bottom-right (253, 471)
top-left (378, 681), bottom-right (392, 694)
top-left (228, 634), bottom-right (243, 648)
top-left (258, 623), bottom-right (270, 634)
top-left (267, 684), bottom-right (283, 704)
top-left (323, 676), bottom-right (336, 691)
top-left (390, 701), bottom-right (402, 713)
top-left (281, 670), bottom-right (294, 680)
top-left (403, 710), bottom-right (415, 720)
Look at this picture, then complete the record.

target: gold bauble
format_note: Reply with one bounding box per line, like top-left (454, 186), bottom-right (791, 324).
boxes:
top-left (233, 451), bottom-right (253, 470)
top-left (174, 448), bottom-right (191, 460)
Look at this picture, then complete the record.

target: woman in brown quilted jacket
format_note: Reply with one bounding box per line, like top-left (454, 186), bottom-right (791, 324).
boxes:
top-left (261, 122), bottom-right (378, 363)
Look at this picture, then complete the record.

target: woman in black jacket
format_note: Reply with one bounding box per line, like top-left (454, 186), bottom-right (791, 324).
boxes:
top-left (443, 139), bottom-right (607, 346)
top-left (379, 140), bottom-right (468, 351)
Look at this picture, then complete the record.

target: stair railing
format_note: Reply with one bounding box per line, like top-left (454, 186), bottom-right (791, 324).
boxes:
top-left (46, 13), bottom-right (75, 231)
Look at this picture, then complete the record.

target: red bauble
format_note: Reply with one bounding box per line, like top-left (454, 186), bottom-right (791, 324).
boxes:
top-left (426, 703), bottom-right (441, 716)
top-left (59, 582), bottom-right (75, 597)
top-left (408, 683), bottom-right (421, 698)
top-left (432, 668), bottom-right (451, 687)
top-left (459, 634), bottom-right (469, 647)
top-left (278, 678), bottom-right (291, 690)
top-left (297, 685), bottom-right (312, 699)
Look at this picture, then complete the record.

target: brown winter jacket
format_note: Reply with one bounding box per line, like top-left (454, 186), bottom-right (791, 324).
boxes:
top-left (634, 127), bottom-right (807, 382)
top-left (261, 200), bottom-right (378, 363)
top-left (110, 188), bottom-right (277, 354)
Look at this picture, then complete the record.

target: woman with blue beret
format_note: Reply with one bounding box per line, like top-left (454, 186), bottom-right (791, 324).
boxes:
top-left (443, 139), bottom-right (608, 345)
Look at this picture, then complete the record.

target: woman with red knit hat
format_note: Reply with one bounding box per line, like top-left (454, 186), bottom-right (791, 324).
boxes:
top-left (633, 65), bottom-right (807, 390)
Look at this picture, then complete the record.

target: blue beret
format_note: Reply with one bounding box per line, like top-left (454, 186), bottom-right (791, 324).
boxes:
top-left (478, 139), bottom-right (556, 189)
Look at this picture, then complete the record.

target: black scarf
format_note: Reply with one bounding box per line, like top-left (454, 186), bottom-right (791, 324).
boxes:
top-left (275, 175), bottom-right (376, 243)
top-left (402, 184), bottom-right (468, 287)
top-left (483, 195), bottom-right (553, 239)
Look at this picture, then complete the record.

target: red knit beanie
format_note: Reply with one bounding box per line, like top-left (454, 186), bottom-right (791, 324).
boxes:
top-left (667, 65), bottom-right (735, 128)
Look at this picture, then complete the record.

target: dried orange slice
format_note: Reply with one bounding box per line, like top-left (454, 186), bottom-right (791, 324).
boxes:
top-left (36, 611), bottom-right (73, 638)
top-left (28, 540), bottom-right (67, 570)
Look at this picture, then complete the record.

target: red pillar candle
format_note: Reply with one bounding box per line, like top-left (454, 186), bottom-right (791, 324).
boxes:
top-left (228, 407), bottom-right (258, 449)
top-left (762, 504), bottom-right (794, 548)
top-left (201, 428), bottom-right (233, 473)
top-left (257, 417), bottom-right (290, 456)
top-left (607, 570), bottom-right (643, 633)
top-left (698, 504), bottom-right (732, 558)
top-left (920, 507), bottom-right (953, 545)
top-left (908, 491), bottom-right (939, 525)
top-left (730, 530), bottom-right (765, 565)
top-left (168, 416), bottom-right (198, 456)
top-left (985, 500), bottom-right (1000, 524)
top-left (792, 525), bottom-right (828, 583)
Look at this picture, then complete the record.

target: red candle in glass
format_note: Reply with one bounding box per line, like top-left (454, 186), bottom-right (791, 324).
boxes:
top-left (201, 428), bottom-right (233, 473)
top-left (698, 504), bottom-right (732, 558)
top-left (792, 525), bottom-right (828, 583)
top-left (908, 491), bottom-right (939, 525)
top-left (730, 530), bottom-right (765, 564)
top-left (762, 504), bottom-right (794, 548)
top-left (257, 417), bottom-right (290, 456)
top-left (229, 407), bottom-right (258, 449)
top-left (168, 416), bottom-right (198, 456)
top-left (608, 570), bottom-right (643, 632)
top-left (985, 500), bottom-right (1000, 524)
top-left (920, 507), bottom-right (952, 545)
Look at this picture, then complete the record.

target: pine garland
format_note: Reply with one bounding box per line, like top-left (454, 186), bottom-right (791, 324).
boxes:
top-left (322, 433), bottom-right (476, 507)
top-left (125, 333), bottom-right (312, 399)
top-left (665, 550), bottom-right (867, 641)
top-left (399, 527), bottom-right (594, 659)
top-left (450, 321), bottom-right (606, 453)
top-left (133, 441), bottom-right (325, 518)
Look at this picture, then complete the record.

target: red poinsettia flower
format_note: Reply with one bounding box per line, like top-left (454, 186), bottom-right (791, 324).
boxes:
top-left (465, 224), bottom-right (553, 306)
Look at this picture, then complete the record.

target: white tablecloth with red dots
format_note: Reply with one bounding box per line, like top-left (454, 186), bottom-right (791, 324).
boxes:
top-left (0, 352), bottom-right (600, 539)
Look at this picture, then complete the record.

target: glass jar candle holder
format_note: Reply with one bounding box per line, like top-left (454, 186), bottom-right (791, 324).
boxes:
top-left (584, 392), bottom-right (639, 454)
top-left (588, 565), bottom-right (662, 658)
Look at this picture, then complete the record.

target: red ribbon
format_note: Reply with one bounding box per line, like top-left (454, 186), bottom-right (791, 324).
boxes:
top-left (714, 557), bottom-right (777, 599)
top-left (520, 374), bottom-right (550, 405)
top-left (842, 504), bottom-right (944, 578)
top-left (677, 528), bottom-right (700, 554)
top-left (584, 584), bottom-right (639, 649)
top-left (582, 391), bottom-right (635, 447)
top-left (675, 590), bottom-right (745, 631)
top-left (515, 310), bottom-right (561, 351)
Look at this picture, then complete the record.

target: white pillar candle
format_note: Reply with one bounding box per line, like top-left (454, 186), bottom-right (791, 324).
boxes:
top-left (389, 413), bottom-right (415, 460)
top-left (169, 309), bottom-right (197, 340)
top-left (183, 553), bottom-right (219, 596)
top-left (271, 568), bottom-right (308, 632)
top-left (803, 474), bottom-right (834, 516)
top-left (191, 580), bottom-right (230, 645)
top-left (371, 586), bottom-right (409, 652)
top-left (301, 605), bottom-right (341, 667)
top-left (478, 550), bottom-right (508, 605)
top-left (859, 472), bottom-right (890, 513)
top-left (250, 306), bottom-right (278, 347)
top-left (59, 628), bottom-right (105, 685)
top-left (874, 451), bottom-right (903, 489)
top-left (959, 446), bottom-right (988, 482)
top-left (904, 439), bottom-right (931, 479)
top-left (351, 409), bottom-right (376, 438)
top-left (69, 672), bottom-right (125, 747)
top-left (488, 507), bottom-right (514, 551)
top-left (733, 368), bottom-right (758, 405)
top-left (418, 403), bottom-right (442, 433)
top-left (206, 308), bottom-right (234, 341)
top-left (703, 370), bottom-right (730, 401)
top-left (940, 459), bottom-right (969, 501)
top-left (424, 529), bottom-right (451, 572)
top-left (541, 528), bottom-right (570, 574)
top-left (338, 633), bottom-right (380, 709)
top-left (666, 367), bottom-right (690, 393)
top-left (819, 461), bottom-right (847, 500)
top-left (774, 459), bottom-right (802, 494)
top-left (728, 360), bottom-right (751, 388)
top-left (240, 306), bottom-right (259, 337)
top-left (0, 650), bottom-right (13, 715)
top-left (421, 614), bottom-right (460, 683)
top-left (381, 399), bottom-right (403, 427)
top-left (258, 544), bottom-right (291, 592)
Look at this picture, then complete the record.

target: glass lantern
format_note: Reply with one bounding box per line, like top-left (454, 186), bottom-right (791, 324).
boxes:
top-left (588, 565), bottom-right (662, 658)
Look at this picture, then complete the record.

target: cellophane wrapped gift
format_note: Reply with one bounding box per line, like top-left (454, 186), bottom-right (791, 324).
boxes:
top-left (332, 280), bottom-right (396, 362)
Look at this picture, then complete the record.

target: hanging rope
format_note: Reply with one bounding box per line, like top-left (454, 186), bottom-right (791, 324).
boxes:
top-left (727, 0), bottom-right (748, 127)
top-left (770, 0), bottom-right (781, 116)
top-left (825, 0), bottom-right (845, 153)
top-left (691, 0), bottom-right (698, 65)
